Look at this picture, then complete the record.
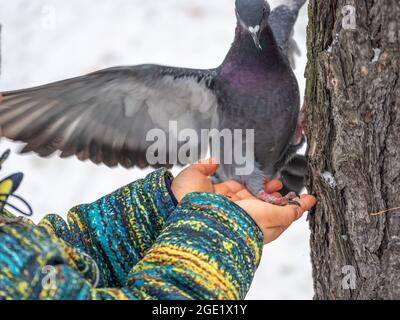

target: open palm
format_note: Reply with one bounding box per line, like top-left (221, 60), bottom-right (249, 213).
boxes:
top-left (172, 159), bottom-right (317, 244)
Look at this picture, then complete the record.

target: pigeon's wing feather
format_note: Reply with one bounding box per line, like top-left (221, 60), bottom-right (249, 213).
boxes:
top-left (269, 0), bottom-right (307, 67)
top-left (0, 65), bottom-right (218, 168)
top-left (280, 154), bottom-right (306, 195)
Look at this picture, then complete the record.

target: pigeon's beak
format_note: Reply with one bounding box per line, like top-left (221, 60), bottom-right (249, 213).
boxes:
top-left (251, 33), bottom-right (262, 51)
top-left (248, 26), bottom-right (262, 51)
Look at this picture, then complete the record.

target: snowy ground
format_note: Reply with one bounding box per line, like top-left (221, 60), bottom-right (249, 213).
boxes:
top-left (0, 0), bottom-right (311, 300)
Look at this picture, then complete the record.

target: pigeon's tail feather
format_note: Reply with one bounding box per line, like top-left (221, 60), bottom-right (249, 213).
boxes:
top-left (280, 154), bottom-right (307, 195)
top-left (270, 0), bottom-right (307, 68)
top-left (282, 0), bottom-right (307, 11)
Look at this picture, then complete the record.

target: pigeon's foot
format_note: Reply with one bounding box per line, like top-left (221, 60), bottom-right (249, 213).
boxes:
top-left (257, 191), bottom-right (300, 206)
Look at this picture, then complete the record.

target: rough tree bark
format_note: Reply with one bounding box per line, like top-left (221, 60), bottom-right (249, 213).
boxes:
top-left (305, 0), bottom-right (400, 299)
top-left (0, 24), bottom-right (2, 76)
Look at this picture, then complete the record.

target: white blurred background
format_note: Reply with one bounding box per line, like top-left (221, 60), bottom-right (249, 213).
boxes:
top-left (0, 0), bottom-right (310, 299)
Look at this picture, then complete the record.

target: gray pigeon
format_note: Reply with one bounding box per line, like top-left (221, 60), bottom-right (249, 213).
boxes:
top-left (0, 0), bottom-right (307, 204)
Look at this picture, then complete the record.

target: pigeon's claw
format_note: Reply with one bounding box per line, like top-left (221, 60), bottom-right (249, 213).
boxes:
top-left (288, 199), bottom-right (302, 207)
top-left (257, 191), bottom-right (299, 206)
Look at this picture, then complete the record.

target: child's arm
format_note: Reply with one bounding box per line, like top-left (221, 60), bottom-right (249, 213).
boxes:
top-left (36, 187), bottom-right (314, 300)
top-left (36, 191), bottom-right (264, 300)
top-left (123, 192), bottom-right (264, 300)
top-left (39, 169), bottom-right (178, 287)
top-left (0, 162), bottom-right (316, 300)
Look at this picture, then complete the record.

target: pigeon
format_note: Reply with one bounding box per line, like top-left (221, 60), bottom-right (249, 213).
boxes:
top-left (0, 0), bottom-right (307, 204)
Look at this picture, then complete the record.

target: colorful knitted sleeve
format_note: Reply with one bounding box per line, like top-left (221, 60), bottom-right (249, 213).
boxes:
top-left (125, 192), bottom-right (264, 300)
top-left (38, 169), bottom-right (177, 288)
top-left (0, 169), bottom-right (264, 300)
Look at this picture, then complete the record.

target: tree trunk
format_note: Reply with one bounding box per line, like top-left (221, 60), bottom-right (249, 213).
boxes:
top-left (305, 0), bottom-right (400, 299)
top-left (0, 24), bottom-right (2, 76)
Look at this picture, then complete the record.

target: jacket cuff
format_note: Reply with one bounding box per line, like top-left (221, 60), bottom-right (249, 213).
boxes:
top-left (142, 168), bottom-right (178, 221)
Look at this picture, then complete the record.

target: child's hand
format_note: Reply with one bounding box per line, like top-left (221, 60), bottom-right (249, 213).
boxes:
top-left (239, 197), bottom-right (316, 244)
top-left (171, 159), bottom-right (317, 245)
top-left (171, 159), bottom-right (219, 202)
top-left (172, 158), bottom-right (275, 201)
top-left (213, 179), bottom-right (317, 244)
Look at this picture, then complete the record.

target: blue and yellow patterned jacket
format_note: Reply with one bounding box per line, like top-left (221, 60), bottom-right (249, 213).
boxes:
top-left (0, 169), bottom-right (264, 300)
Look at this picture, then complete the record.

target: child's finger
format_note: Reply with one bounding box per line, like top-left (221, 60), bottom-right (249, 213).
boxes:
top-left (235, 200), bottom-right (295, 228)
top-left (213, 184), bottom-right (241, 201)
top-left (225, 192), bottom-right (241, 202)
top-left (276, 195), bottom-right (316, 223)
top-left (190, 158), bottom-right (219, 176)
top-left (289, 195), bottom-right (317, 219)
top-left (215, 180), bottom-right (245, 193)
top-left (214, 184), bottom-right (230, 195)
top-left (238, 196), bottom-right (316, 228)
top-left (265, 179), bottom-right (283, 193)
top-left (236, 188), bottom-right (256, 200)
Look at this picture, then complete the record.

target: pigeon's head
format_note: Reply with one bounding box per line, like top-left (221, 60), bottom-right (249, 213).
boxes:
top-left (235, 0), bottom-right (271, 50)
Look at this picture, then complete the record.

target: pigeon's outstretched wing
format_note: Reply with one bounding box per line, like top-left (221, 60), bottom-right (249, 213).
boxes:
top-left (269, 0), bottom-right (307, 67)
top-left (0, 65), bottom-right (218, 168)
